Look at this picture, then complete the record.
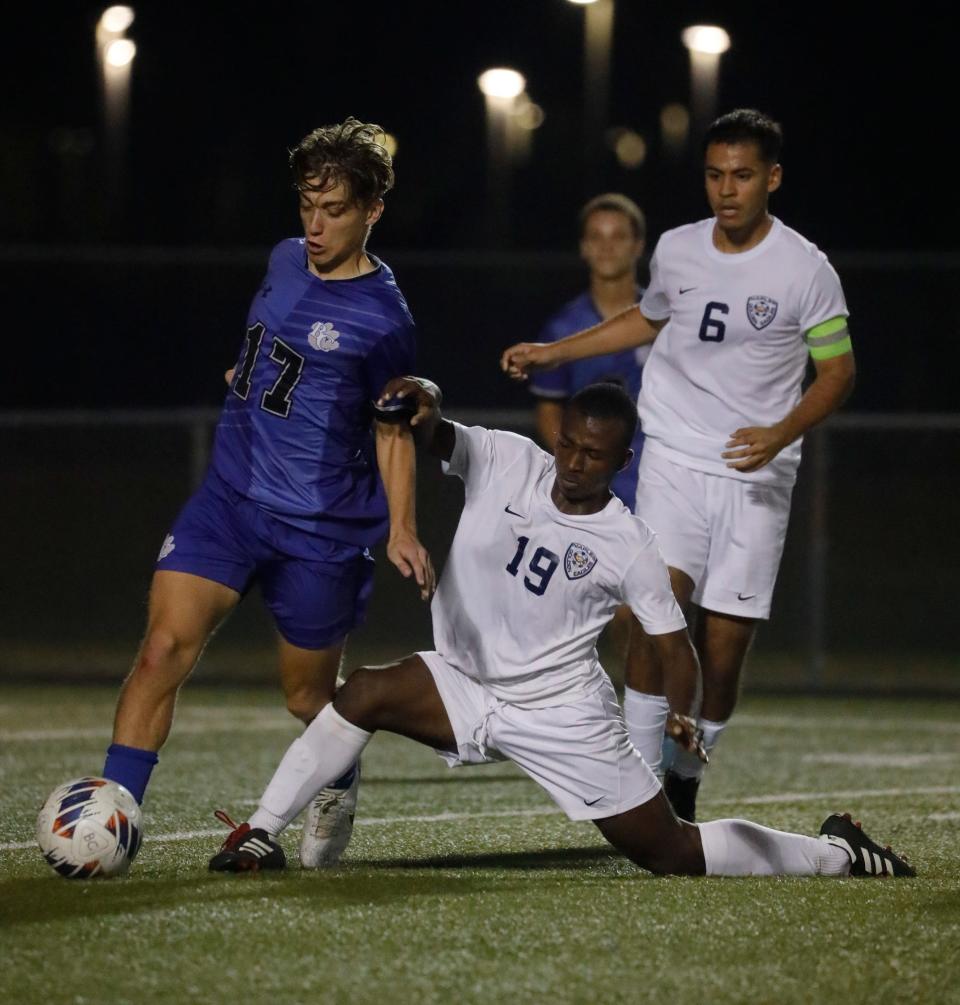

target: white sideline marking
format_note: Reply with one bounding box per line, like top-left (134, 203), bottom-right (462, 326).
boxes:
top-left (3, 785), bottom-right (959, 853)
top-left (802, 753), bottom-right (958, 768)
top-left (5, 712), bottom-right (960, 743)
top-left (737, 714), bottom-right (960, 735)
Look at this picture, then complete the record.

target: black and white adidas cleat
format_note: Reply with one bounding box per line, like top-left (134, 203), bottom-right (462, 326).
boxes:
top-left (819, 812), bottom-right (916, 877)
top-left (208, 810), bottom-right (286, 873)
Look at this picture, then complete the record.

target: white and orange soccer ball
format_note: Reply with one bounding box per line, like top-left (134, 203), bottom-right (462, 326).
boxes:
top-left (36, 776), bottom-right (142, 879)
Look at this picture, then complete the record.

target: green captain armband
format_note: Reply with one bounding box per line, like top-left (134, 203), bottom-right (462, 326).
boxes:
top-left (804, 316), bottom-right (852, 360)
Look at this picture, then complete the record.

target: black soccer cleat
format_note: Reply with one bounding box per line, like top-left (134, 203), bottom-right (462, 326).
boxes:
top-left (208, 810), bottom-right (286, 873)
top-left (663, 770), bottom-right (701, 822)
top-left (819, 812), bottom-right (916, 877)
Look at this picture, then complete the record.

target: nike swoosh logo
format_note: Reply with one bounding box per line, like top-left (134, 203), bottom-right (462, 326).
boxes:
top-left (583, 795), bottom-right (604, 806)
top-left (679, 286), bottom-right (697, 294)
top-left (737, 593), bottom-right (757, 601)
top-left (504, 504), bottom-right (525, 517)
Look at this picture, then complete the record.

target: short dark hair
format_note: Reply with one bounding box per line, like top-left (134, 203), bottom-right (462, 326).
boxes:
top-left (290, 117), bottom-right (394, 206)
top-left (704, 109), bottom-right (783, 163)
top-left (579, 193), bottom-right (646, 241)
top-left (567, 382), bottom-right (638, 452)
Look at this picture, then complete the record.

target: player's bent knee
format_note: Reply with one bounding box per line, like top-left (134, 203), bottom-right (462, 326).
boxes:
top-left (285, 690), bottom-right (331, 724)
top-left (134, 627), bottom-right (199, 681)
top-left (333, 666), bottom-right (390, 731)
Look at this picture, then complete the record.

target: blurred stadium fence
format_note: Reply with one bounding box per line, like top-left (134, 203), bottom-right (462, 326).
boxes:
top-left (2, 408), bottom-right (957, 695)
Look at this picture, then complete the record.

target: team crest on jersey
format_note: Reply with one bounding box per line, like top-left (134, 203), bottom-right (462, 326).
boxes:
top-left (746, 295), bottom-right (778, 330)
top-left (308, 321), bottom-right (341, 351)
top-left (564, 542), bottom-right (598, 580)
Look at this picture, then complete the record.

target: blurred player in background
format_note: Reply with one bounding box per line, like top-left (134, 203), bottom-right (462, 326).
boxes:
top-left (101, 118), bottom-right (433, 868)
top-left (529, 194), bottom-right (649, 661)
top-left (208, 380), bottom-right (910, 882)
top-left (502, 109), bottom-right (856, 821)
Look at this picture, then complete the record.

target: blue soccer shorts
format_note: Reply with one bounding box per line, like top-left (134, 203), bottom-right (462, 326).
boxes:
top-left (155, 473), bottom-right (375, 650)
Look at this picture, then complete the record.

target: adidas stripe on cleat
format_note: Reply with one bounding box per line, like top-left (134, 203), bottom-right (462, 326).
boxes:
top-left (819, 812), bottom-right (916, 877)
top-left (208, 809), bottom-right (286, 873)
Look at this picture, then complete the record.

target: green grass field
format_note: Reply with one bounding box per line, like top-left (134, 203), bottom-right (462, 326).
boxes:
top-left (2, 683), bottom-right (959, 1005)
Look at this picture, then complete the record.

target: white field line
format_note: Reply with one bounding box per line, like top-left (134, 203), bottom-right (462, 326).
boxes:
top-left (5, 712), bottom-right (960, 743)
top-left (3, 785), bottom-right (959, 854)
top-left (802, 753), bottom-right (958, 767)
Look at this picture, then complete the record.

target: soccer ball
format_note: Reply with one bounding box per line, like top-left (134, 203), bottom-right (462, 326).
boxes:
top-left (36, 776), bottom-right (143, 879)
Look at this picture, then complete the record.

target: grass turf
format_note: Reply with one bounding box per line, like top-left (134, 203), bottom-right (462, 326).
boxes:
top-left (2, 684), bottom-right (959, 1004)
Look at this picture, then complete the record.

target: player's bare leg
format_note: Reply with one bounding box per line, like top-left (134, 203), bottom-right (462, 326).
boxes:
top-left (622, 567), bottom-right (695, 775)
top-left (593, 792), bottom-right (860, 878)
top-left (212, 654), bottom-right (457, 871)
top-left (276, 634), bottom-right (344, 724)
top-left (112, 570), bottom-right (240, 750)
top-left (695, 609), bottom-right (756, 723)
top-left (290, 653), bottom-right (455, 868)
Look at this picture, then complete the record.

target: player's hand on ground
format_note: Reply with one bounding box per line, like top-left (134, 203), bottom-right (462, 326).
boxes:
top-left (376, 376), bottom-right (440, 428)
top-left (387, 528), bottom-right (436, 600)
top-left (722, 424), bottom-right (789, 472)
top-left (224, 367), bottom-right (236, 386)
top-left (500, 342), bottom-right (555, 381)
top-left (665, 712), bottom-right (708, 763)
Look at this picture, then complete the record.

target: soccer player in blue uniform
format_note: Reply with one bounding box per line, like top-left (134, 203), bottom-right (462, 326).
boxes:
top-left (101, 118), bottom-right (433, 867)
top-left (528, 193), bottom-right (648, 508)
top-left (529, 194), bottom-right (648, 661)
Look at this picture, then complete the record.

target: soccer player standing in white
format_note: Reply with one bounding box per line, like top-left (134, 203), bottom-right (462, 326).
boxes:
top-left (502, 110), bottom-right (856, 820)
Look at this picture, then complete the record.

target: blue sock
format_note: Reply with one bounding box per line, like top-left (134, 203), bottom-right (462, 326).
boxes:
top-left (330, 762), bottom-right (357, 790)
top-left (103, 743), bottom-right (159, 804)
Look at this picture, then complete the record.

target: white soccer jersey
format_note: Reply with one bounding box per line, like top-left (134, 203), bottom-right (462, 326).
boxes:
top-left (639, 217), bottom-right (848, 485)
top-left (432, 423), bottom-right (686, 708)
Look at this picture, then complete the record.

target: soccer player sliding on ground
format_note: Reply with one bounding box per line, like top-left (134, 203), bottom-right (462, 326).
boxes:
top-left (210, 380), bottom-right (912, 878)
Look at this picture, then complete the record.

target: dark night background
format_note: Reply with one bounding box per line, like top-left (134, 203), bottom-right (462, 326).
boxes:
top-left (1, 2), bottom-right (957, 410)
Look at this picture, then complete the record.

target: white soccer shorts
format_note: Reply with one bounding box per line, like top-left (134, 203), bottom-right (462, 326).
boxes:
top-left (635, 449), bottom-right (794, 620)
top-left (419, 651), bottom-right (661, 821)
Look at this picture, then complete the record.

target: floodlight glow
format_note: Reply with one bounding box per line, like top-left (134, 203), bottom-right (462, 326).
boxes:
top-left (100, 5), bottom-right (135, 33)
top-left (614, 130), bottom-right (647, 168)
top-left (105, 38), bottom-right (137, 67)
top-left (681, 25), bottom-right (731, 54)
top-left (382, 132), bottom-right (398, 157)
top-left (478, 68), bottom-right (526, 100)
top-left (566, 0), bottom-right (599, 4)
top-left (660, 103), bottom-right (690, 138)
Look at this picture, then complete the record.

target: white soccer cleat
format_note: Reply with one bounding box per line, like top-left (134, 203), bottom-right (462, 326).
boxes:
top-left (298, 766), bottom-right (360, 868)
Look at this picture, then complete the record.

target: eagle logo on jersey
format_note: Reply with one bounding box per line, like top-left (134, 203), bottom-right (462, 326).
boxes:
top-left (157, 534), bottom-right (176, 560)
top-left (746, 295), bottom-right (778, 330)
top-left (308, 321), bottom-right (341, 352)
top-left (564, 543), bottom-right (598, 580)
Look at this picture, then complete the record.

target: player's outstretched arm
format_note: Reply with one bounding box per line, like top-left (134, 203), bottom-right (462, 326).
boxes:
top-left (722, 350), bottom-right (856, 473)
top-left (374, 416), bottom-right (436, 600)
top-left (649, 629), bottom-right (708, 762)
top-left (501, 307), bottom-right (663, 381)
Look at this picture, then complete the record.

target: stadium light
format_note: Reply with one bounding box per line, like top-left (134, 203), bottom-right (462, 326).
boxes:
top-left (105, 38), bottom-right (136, 67)
top-left (681, 24), bottom-right (730, 138)
top-left (99, 5), bottom-right (135, 33)
top-left (96, 5), bottom-right (136, 233)
top-left (478, 68), bottom-right (526, 100)
top-left (478, 67), bottom-right (528, 245)
top-left (681, 25), bottom-right (731, 54)
top-left (660, 102), bottom-right (690, 156)
top-left (569, 0), bottom-right (615, 189)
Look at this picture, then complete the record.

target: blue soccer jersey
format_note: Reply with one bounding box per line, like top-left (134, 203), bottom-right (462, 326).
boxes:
top-left (211, 239), bottom-right (416, 546)
top-left (529, 290), bottom-right (647, 508)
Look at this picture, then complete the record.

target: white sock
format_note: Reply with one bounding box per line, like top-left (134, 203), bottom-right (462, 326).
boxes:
top-left (698, 819), bottom-right (852, 877)
top-left (671, 716), bottom-right (727, 780)
top-left (622, 687), bottom-right (670, 776)
top-left (248, 705), bottom-right (372, 836)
